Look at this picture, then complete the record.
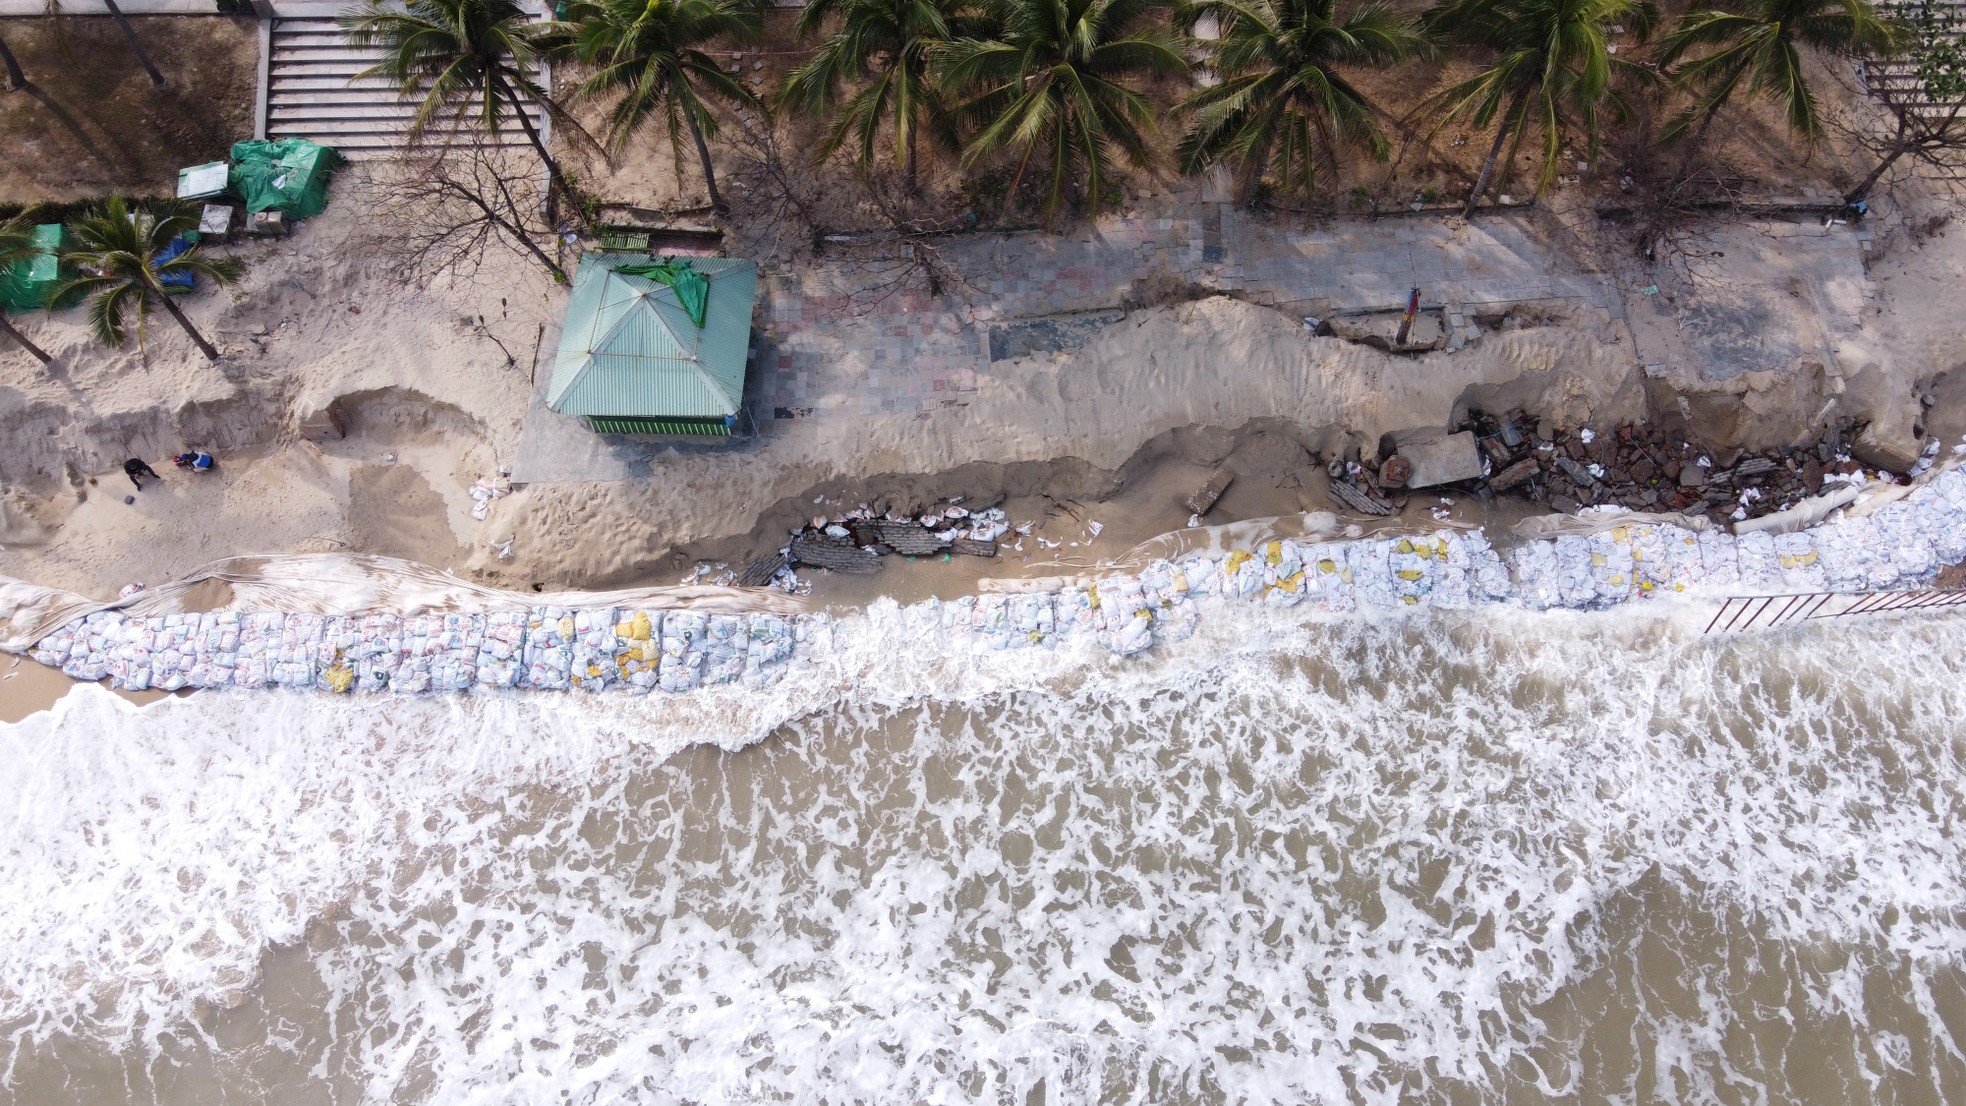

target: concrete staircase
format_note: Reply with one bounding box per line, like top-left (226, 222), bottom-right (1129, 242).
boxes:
top-left (1865, 0), bottom-right (1966, 120)
top-left (262, 2), bottom-right (549, 160)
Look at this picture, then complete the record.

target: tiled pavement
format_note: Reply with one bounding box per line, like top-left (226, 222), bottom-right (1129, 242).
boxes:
top-left (750, 201), bottom-right (1627, 428)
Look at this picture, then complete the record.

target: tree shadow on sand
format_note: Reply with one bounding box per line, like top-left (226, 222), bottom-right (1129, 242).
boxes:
top-left (6, 81), bottom-right (139, 182)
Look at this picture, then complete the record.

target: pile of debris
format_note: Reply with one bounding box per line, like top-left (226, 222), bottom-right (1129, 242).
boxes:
top-left (1323, 411), bottom-right (1917, 527)
top-left (743, 499), bottom-right (1018, 581)
top-left (1469, 413), bottom-right (1902, 525)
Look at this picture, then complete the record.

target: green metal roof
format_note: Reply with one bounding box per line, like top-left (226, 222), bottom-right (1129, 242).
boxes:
top-left (547, 254), bottom-right (759, 420)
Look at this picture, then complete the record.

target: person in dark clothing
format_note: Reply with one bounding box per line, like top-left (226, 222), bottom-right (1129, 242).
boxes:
top-left (123, 457), bottom-right (161, 490)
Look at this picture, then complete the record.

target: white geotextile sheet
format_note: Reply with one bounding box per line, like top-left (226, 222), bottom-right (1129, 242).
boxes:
top-left (0, 553), bottom-right (804, 654)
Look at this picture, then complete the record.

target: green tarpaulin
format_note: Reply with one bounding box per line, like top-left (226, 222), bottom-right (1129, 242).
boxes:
top-left (612, 259), bottom-right (709, 328)
top-left (228, 138), bottom-right (343, 219)
top-left (0, 224), bottom-right (62, 315)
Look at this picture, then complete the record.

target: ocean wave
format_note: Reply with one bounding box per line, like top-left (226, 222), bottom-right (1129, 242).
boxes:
top-left (3, 605), bottom-right (1965, 1104)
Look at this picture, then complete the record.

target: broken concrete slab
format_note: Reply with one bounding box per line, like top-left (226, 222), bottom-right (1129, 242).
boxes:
top-left (1851, 426), bottom-right (1923, 475)
top-left (1184, 468), bottom-right (1234, 517)
top-left (1386, 429), bottom-right (1484, 489)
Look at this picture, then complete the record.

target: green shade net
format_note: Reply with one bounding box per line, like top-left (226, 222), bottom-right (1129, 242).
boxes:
top-left (612, 259), bottom-right (709, 328)
top-left (228, 138), bottom-right (344, 219)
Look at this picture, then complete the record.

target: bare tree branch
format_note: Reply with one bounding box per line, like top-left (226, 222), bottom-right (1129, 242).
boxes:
top-left (356, 149), bottom-right (569, 285)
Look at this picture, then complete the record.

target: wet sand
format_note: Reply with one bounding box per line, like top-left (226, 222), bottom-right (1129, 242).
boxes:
top-left (0, 656), bottom-right (170, 724)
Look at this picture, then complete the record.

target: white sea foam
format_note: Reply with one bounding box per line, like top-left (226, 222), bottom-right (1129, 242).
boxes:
top-left (3, 603), bottom-right (1965, 1104)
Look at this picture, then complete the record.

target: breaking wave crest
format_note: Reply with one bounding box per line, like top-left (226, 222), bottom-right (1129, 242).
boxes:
top-left (3, 604), bottom-right (1965, 1104)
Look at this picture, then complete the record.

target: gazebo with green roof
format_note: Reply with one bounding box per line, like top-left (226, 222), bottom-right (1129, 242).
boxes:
top-left (547, 254), bottom-right (759, 436)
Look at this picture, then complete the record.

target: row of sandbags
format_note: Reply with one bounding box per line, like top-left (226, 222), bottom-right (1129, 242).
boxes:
top-left (24, 468), bottom-right (1966, 693)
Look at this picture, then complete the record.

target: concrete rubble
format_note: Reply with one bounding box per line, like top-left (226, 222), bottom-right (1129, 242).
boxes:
top-left (18, 467), bottom-right (1966, 695)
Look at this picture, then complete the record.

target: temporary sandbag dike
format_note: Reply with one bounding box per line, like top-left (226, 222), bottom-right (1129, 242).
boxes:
top-left (0, 552), bottom-right (804, 654)
top-left (228, 138), bottom-right (343, 219)
top-left (6, 468), bottom-right (1965, 696)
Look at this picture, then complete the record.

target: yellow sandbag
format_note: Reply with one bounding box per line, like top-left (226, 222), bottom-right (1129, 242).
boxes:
top-left (1396, 538), bottom-right (1414, 555)
top-left (1265, 541), bottom-right (1284, 566)
top-left (323, 663), bottom-right (354, 694)
top-left (1396, 569), bottom-right (1425, 581)
top-left (1225, 550), bottom-right (1252, 575)
top-left (616, 611), bottom-right (652, 641)
top-left (1317, 558), bottom-right (1338, 574)
top-left (557, 615), bottom-right (575, 639)
top-left (1590, 552), bottom-right (1608, 567)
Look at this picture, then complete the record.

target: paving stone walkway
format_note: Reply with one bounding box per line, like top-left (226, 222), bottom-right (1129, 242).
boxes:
top-left (751, 203), bottom-right (1626, 428)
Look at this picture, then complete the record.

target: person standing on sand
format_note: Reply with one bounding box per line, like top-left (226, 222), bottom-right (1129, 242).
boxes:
top-left (123, 457), bottom-right (161, 490)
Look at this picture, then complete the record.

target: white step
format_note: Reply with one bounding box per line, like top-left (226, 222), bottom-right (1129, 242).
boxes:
top-left (268, 98), bottom-right (542, 118)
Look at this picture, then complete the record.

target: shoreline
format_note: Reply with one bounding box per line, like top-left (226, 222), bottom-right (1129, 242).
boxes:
top-left (5, 462), bottom-right (1962, 713)
top-left (0, 658), bottom-right (169, 725)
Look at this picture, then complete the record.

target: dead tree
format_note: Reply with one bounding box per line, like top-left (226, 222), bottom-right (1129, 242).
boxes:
top-left (361, 148), bottom-right (568, 284)
top-left (1842, 3), bottom-right (1966, 203)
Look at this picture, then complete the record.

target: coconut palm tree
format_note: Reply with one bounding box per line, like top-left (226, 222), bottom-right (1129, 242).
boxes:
top-left (1657, 0), bottom-right (1903, 167)
top-left (102, 0), bottom-right (168, 89)
top-left (53, 198), bottom-right (243, 363)
top-left (1178, 0), bottom-right (1430, 206)
top-left (1422, 0), bottom-right (1654, 216)
top-left (0, 30), bottom-right (28, 91)
top-left (936, 0), bottom-right (1189, 220)
top-left (778, 0), bottom-right (976, 191)
top-left (342, 0), bottom-right (573, 210)
top-left (0, 214), bottom-right (53, 365)
top-left (560, 0), bottom-right (762, 217)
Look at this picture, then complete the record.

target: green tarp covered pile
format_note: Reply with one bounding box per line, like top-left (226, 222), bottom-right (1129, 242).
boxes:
top-left (228, 138), bottom-right (344, 219)
top-left (0, 224), bottom-right (62, 314)
top-left (612, 259), bottom-right (710, 328)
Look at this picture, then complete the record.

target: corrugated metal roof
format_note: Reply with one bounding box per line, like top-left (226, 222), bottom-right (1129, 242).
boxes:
top-left (546, 254), bottom-right (759, 419)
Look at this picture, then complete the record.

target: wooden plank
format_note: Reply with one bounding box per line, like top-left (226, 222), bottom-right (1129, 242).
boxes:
top-left (789, 534), bottom-right (883, 575)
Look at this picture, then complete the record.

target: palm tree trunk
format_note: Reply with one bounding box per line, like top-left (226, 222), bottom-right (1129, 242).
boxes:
top-left (491, 70), bottom-right (576, 221)
top-left (0, 32), bottom-right (27, 91)
top-left (1464, 84), bottom-right (1531, 219)
top-left (101, 0), bottom-right (167, 89)
top-left (153, 287), bottom-right (221, 362)
top-left (1672, 107), bottom-right (1723, 186)
top-left (0, 313), bottom-right (52, 364)
top-left (1844, 148), bottom-right (1906, 205)
top-left (684, 107), bottom-right (728, 218)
